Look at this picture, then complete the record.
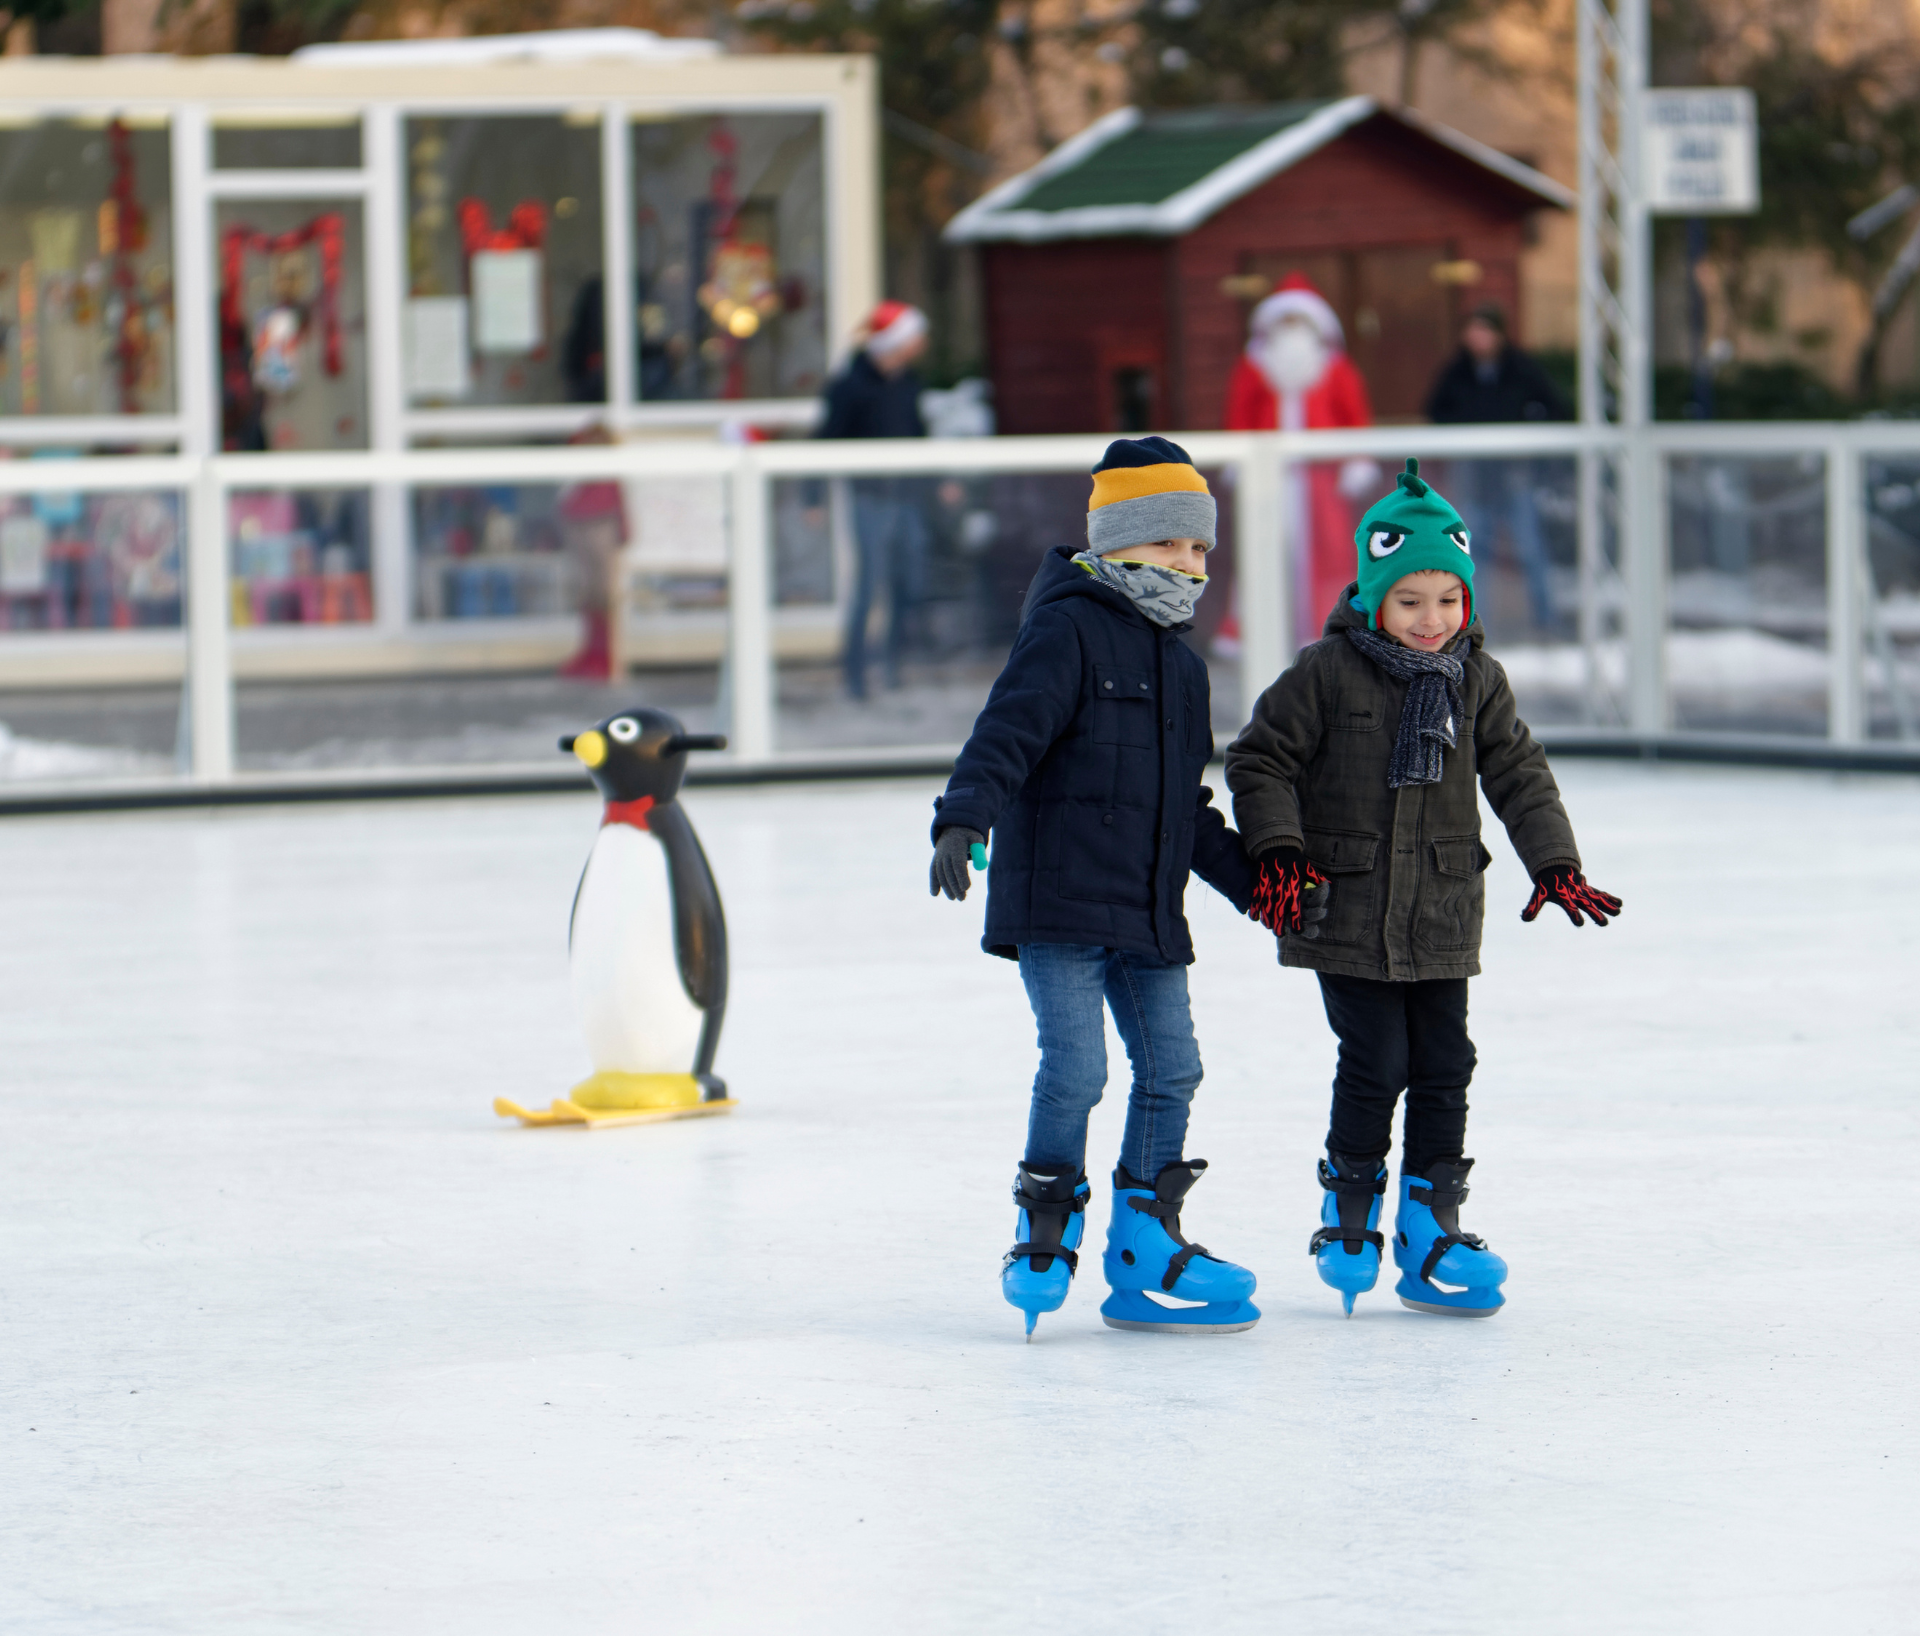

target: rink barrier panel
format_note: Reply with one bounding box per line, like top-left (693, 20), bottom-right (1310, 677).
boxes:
top-left (0, 420), bottom-right (1916, 802)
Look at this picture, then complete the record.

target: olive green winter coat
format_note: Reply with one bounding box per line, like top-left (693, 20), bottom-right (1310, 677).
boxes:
top-left (1224, 591), bottom-right (1580, 982)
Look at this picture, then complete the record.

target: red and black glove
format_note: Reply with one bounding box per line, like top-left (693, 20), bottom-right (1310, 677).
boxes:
top-left (1521, 865), bottom-right (1622, 928)
top-left (1250, 846), bottom-right (1329, 937)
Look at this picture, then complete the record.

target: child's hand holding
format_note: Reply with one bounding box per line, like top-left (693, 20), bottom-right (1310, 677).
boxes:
top-left (1250, 847), bottom-right (1330, 938)
top-left (930, 827), bottom-right (987, 902)
top-left (1521, 865), bottom-right (1622, 928)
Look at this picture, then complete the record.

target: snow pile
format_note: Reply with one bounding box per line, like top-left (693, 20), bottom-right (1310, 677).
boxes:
top-left (0, 722), bottom-right (165, 783)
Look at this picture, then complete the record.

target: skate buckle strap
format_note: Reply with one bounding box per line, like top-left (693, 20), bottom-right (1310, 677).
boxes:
top-left (1318, 1160), bottom-right (1387, 1197)
top-left (1161, 1242), bottom-right (1217, 1292)
top-left (1005, 1243), bottom-right (1079, 1275)
top-left (1012, 1184), bottom-right (1087, 1215)
top-left (1407, 1180), bottom-right (1468, 1206)
top-left (1419, 1232), bottom-right (1488, 1284)
top-left (1309, 1226), bottom-right (1385, 1255)
top-left (1125, 1194), bottom-right (1183, 1220)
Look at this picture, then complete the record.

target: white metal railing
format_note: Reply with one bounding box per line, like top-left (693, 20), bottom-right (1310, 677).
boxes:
top-left (0, 418), bottom-right (1917, 785)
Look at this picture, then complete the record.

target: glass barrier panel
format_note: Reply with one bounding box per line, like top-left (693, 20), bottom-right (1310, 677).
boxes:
top-left (212, 116), bottom-right (363, 172)
top-left (1666, 454), bottom-right (1828, 736)
top-left (217, 475), bottom-right (729, 774)
top-left (404, 115), bottom-right (604, 409)
top-left (216, 198), bottom-right (368, 451)
top-left (631, 112), bottom-right (827, 402)
top-left (0, 483), bottom-right (186, 785)
top-left (0, 116), bottom-right (175, 417)
top-left (1863, 456), bottom-right (1920, 743)
top-left (768, 467), bottom-right (1238, 754)
top-left (229, 488), bottom-right (371, 627)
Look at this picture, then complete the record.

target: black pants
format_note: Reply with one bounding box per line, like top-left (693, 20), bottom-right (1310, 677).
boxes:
top-left (1317, 972), bottom-right (1476, 1175)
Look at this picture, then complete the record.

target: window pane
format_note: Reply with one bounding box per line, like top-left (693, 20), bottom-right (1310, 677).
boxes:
top-left (404, 115), bottom-right (604, 408)
top-left (212, 118), bottom-right (363, 171)
top-left (632, 112), bottom-right (827, 402)
top-left (0, 117), bottom-right (176, 417)
top-left (216, 199), bottom-right (368, 451)
top-left (230, 488), bottom-right (372, 626)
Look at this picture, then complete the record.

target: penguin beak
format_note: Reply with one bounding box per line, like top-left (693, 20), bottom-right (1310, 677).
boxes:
top-left (571, 730), bottom-right (608, 769)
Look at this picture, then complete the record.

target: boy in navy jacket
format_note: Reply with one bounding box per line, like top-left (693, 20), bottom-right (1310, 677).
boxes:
top-left (930, 437), bottom-right (1267, 1339)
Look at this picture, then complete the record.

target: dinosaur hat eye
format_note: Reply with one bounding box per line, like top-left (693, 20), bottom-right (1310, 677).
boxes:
top-left (1367, 527), bottom-right (1406, 559)
top-left (608, 717), bottom-right (640, 743)
top-left (1447, 525), bottom-right (1472, 555)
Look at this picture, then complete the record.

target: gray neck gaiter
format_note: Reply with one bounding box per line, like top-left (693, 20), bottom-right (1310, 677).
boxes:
top-left (1073, 550), bottom-right (1207, 628)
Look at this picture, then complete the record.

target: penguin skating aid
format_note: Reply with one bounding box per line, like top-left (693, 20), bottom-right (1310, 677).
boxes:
top-left (1001, 1162), bottom-right (1090, 1340)
top-left (1099, 1160), bottom-right (1260, 1334)
top-left (1310, 1153), bottom-right (1387, 1316)
top-left (494, 708), bottom-right (735, 1129)
top-left (1392, 1158), bottom-right (1508, 1316)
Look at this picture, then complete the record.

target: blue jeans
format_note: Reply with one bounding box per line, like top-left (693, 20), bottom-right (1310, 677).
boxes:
top-left (1018, 943), bottom-right (1203, 1182)
top-left (1455, 458), bottom-right (1555, 630)
top-left (844, 488), bottom-right (929, 698)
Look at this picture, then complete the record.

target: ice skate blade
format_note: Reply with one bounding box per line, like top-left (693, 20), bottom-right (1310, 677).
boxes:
top-left (1099, 1291), bottom-right (1260, 1335)
top-left (1394, 1274), bottom-right (1504, 1317)
top-left (493, 1096), bottom-right (736, 1129)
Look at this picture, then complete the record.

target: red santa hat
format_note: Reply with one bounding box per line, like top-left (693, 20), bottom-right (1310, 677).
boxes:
top-left (1249, 273), bottom-right (1345, 349)
top-left (863, 300), bottom-right (929, 359)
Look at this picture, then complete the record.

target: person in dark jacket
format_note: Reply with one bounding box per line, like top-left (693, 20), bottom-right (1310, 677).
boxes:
top-left (1424, 304), bottom-right (1571, 630)
top-left (929, 437), bottom-right (1264, 1341)
top-left (1226, 458), bottom-right (1621, 1320)
top-left (818, 301), bottom-right (931, 699)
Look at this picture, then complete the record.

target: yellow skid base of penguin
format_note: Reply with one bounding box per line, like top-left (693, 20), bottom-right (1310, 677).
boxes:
top-left (495, 708), bottom-right (736, 1131)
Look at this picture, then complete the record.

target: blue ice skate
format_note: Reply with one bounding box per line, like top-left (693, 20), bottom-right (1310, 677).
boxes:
top-left (1392, 1158), bottom-right (1507, 1317)
top-left (1310, 1152), bottom-right (1388, 1316)
top-left (1100, 1160), bottom-right (1260, 1334)
top-left (1002, 1162), bottom-right (1090, 1340)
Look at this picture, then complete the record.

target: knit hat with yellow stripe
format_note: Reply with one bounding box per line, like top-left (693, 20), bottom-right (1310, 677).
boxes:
top-left (1086, 436), bottom-right (1216, 555)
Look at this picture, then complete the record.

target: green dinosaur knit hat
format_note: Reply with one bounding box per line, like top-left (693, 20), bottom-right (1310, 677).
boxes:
top-left (1351, 458), bottom-right (1475, 629)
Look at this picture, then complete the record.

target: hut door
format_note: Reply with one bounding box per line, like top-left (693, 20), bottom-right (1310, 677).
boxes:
top-left (1095, 334), bottom-right (1166, 433)
top-left (1349, 245), bottom-right (1459, 422)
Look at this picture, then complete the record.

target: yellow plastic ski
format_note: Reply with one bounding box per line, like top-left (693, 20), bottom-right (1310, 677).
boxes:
top-left (493, 1096), bottom-right (737, 1129)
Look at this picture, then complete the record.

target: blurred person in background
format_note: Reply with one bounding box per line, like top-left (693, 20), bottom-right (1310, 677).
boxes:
top-left (819, 300), bottom-right (931, 700)
top-left (557, 422), bottom-right (627, 680)
top-left (1424, 304), bottom-right (1570, 631)
top-left (1223, 275), bottom-right (1379, 648)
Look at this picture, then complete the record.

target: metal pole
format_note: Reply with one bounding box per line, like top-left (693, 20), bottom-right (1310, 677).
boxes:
top-left (726, 449), bottom-right (775, 762)
top-left (187, 461), bottom-right (235, 782)
top-left (1626, 435), bottom-right (1666, 733)
top-left (364, 104), bottom-right (411, 637)
top-left (601, 101), bottom-right (637, 413)
top-left (1577, 448), bottom-right (1602, 722)
top-left (1235, 440), bottom-right (1287, 731)
top-left (1825, 440), bottom-right (1864, 743)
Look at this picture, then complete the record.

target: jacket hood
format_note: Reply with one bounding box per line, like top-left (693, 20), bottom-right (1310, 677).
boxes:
top-left (1020, 542), bottom-right (1187, 630)
top-left (1321, 581), bottom-right (1484, 653)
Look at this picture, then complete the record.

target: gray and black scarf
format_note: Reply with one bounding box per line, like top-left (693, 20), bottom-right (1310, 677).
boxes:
top-left (1072, 550), bottom-right (1206, 628)
top-left (1345, 626), bottom-right (1465, 788)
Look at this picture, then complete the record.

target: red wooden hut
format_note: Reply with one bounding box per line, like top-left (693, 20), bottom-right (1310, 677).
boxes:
top-left (945, 98), bottom-right (1572, 432)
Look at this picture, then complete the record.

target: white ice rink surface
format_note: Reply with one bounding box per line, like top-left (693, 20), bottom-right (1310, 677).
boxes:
top-left (3, 764), bottom-right (1917, 1634)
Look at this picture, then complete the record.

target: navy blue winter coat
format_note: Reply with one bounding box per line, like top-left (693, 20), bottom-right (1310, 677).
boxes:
top-left (933, 545), bottom-right (1257, 963)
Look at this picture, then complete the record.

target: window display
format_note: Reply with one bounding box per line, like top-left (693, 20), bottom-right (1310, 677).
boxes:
top-left (412, 484), bottom-right (578, 619)
top-left (0, 484), bottom-right (182, 629)
top-left (228, 489), bottom-right (371, 626)
top-left (631, 113), bottom-right (827, 402)
top-left (0, 117), bottom-right (175, 417)
top-left (217, 199), bottom-right (367, 451)
top-left (404, 116), bottom-right (604, 408)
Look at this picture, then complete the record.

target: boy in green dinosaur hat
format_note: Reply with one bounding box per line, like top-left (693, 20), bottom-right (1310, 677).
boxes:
top-left (1224, 458), bottom-right (1623, 1318)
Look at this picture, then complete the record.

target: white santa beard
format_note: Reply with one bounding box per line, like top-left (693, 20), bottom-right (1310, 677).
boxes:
top-left (1258, 328), bottom-right (1329, 396)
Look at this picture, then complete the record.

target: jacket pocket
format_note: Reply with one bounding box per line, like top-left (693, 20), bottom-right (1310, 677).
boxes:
top-left (1057, 801), bottom-right (1155, 907)
top-left (1090, 664), bottom-right (1157, 749)
top-left (1302, 828), bottom-right (1380, 947)
top-left (1328, 674), bottom-right (1386, 733)
top-left (1415, 834), bottom-right (1491, 951)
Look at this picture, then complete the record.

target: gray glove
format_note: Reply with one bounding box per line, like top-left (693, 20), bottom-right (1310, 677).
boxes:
top-left (1294, 879), bottom-right (1332, 940)
top-left (930, 827), bottom-right (986, 901)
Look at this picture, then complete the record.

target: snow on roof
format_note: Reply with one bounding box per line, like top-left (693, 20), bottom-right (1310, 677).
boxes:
top-left (945, 96), bottom-right (1574, 243)
top-left (292, 28), bottom-right (721, 69)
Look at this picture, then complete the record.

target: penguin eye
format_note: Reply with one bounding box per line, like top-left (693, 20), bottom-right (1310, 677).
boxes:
top-left (1447, 525), bottom-right (1472, 555)
top-left (1367, 528), bottom-right (1406, 559)
top-left (608, 718), bottom-right (640, 743)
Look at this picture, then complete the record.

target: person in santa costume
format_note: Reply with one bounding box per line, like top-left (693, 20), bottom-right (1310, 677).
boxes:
top-left (1223, 275), bottom-right (1380, 647)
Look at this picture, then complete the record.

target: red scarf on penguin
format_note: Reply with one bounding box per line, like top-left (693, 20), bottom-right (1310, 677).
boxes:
top-left (1223, 274), bottom-right (1380, 646)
